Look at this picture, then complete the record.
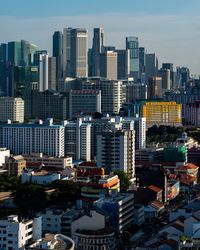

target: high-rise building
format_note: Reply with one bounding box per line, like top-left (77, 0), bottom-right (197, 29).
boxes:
top-left (34, 50), bottom-right (49, 92)
top-left (63, 28), bottom-right (88, 78)
top-left (48, 57), bottom-right (57, 90)
top-left (124, 80), bottom-right (147, 103)
top-left (0, 97), bottom-right (24, 123)
top-left (139, 47), bottom-right (146, 82)
top-left (100, 51), bottom-right (117, 79)
top-left (123, 117), bottom-right (146, 150)
top-left (82, 79), bottom-right (126, 115)
top-left (92, 27), bottom-right (105, 77)
top-left (176, 67), bottom-right (190, 88)
top-left (69, 89), bottom-right (101, 119)
top-left (64, 119), bottom-right (91, 161)
top-left (0, 119), bottom-right (65, 157)
top-left (162, 63), bottom-right (175, 88)
top-left (8, 41), bottom-right (21, 66)
top-left (145, 53), bottom-right (158, 84)
top-left (53, 31), bottom-right (63, 80)
top-left (135, 101), bottom-right (182, 128)
top-left (20, 40), bottom-right (37, 66)
top-left (116, 49), bottom-right (130, 79)
top-left (147, 76), bottom-right (162, 99)
top-left (158, 68), bottom-right (170, 90)
top-left (0, 43), bottom-right (7, 62)
top-left (63, 27), bottom-right (72, 77)
top-left (31, 89), bottom-right (69, 121)
top-left (97, 129), bottom-right (135, 179)
top-left (126, 37), bottom-right (139, 80)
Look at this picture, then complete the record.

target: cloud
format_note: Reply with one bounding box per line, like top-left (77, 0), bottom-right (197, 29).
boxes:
top-left (0, 13), bottom-right (200, 74)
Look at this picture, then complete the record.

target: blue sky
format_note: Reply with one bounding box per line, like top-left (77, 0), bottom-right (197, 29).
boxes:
top-left (1, 0), bottom-right (200, 74)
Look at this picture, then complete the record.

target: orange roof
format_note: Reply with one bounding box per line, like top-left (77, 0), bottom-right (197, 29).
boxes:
top-left (180, 174), bottom-right (197, 186)
top-left (148, 185), bottom-right (162, 193)
top-left (177, 163), bottom-right (199, 171)
top-left (151, 200), bottom-right (165, 210)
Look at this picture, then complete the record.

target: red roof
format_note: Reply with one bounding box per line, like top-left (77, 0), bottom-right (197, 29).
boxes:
top-left (148, 185), bottom-right (162, 193)
top-left (177, 163), bottom-right (199, 171)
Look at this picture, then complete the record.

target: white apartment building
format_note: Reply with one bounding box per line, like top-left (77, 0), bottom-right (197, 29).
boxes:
top-left (64, 119), bottom-right (91, 161)
top-left (97, 128), bottom-right (135, 179)
top-left (0, 97), bottom-right (24, 123)
top-left (0, 119), bottom-right (65, 157)
top-left (0, 215), bottom-right (42, 250)
top-left (123, 116), bottom-right (146, 150)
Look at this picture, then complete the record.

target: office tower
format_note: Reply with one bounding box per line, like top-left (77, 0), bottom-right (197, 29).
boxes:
top-left (34, 50), bottom-right (49, 91)
top-left (48, 57), bottom-right (57, 90)
top-left (158, 68), bottom-right (170, 90)
top-left (0, 43), bottom-right (7, 62)
top-left (82, 79), bottom-right (126, 115)
top-left (104, 46), bottom-right (116, 52)
top-left (145, 53), bottom-right (158, 84)
top-left (64, 119), bottom-right (91, 161)
top-left (69, 89), bottom-right (101, 119)
top-left (92, 27), bottom-right (105, 76)
top-left (63, 27), bottom-right (72, 77)
top-left (116, 49), bottom-right (130, 79)
top-left (126, 37), bottom-right (139, 80)
top-left (100, 51), bottom-right (117, 79)
top-left (97, 129), bottom-right (135, 179)
top-left (0, 119), bottom-right (65, 157)
top-left (31, 89), bottom-right (69, 121)
top-left (8, 41), bottom-right (21, 66)
top-left (162, 63), bottom-right (175, 88)
top-left (148, 76), bottom-right (162, 99)
top-left (0, 97), bottom-right (24, 123)
top-left (176, 67), bottom-right (190, 88)
top-left (69, 28), bottom-right (88, 78)
top-left (139, 47), bottom-right (146, 82)
top-left (135, 101), bottom-right (182, 128)
top-left (88, 48), bottom-right (93, 77)
top-left (20, 40), bottom-right (37, 66)
top-left (124, 80), bottom-right (147, 102)
top-left (53, 31), bottom-right (63, 80)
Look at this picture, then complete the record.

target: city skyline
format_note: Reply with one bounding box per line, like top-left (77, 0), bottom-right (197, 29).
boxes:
top-left (1, 0), bottom-right (200, 74)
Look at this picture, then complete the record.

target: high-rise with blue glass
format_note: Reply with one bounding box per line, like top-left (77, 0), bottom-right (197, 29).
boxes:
top-left (126, 37), bottom-right (139, 80)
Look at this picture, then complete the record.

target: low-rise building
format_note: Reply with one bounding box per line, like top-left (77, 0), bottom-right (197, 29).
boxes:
top-left (0, 215), bottom-right (42, 250)
top-left (0, 148), bottom-right (10, 167)
top-left (22, 169), bottom-right (61, 185)
top-left (4, 155), bottom-right (26, 176)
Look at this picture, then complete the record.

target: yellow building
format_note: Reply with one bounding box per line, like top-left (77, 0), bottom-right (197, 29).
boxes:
top-left (141, 101), bottom-right (182, 128)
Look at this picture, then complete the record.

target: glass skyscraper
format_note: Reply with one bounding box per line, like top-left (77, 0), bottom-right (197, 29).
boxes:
top-left (126, 37), bottom-right (139, 80)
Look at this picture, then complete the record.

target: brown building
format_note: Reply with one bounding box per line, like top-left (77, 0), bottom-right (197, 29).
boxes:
top-left (4, 155), bottom-right (26, 176)
top-left (148, 76), bottom-right (162, 99)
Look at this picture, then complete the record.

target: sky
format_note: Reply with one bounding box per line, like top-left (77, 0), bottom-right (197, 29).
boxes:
top-left (1, 0), bottom-right (200, 74)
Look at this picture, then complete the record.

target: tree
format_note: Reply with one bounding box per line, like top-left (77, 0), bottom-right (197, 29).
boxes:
top-left (13, 183), bottom-right (49, 214)
top-left (49, 180), bottom-right (81, 205)
top-left (114, 170), bottom-right (131, 192)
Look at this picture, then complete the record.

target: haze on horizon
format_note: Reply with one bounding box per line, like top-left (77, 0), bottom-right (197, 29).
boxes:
top-left (1, 0), bottom-right (200, 75)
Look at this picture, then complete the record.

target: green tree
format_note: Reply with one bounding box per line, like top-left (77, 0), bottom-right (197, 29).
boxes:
top-left (114, 170), bottom-right (131, 192)
top-left (13, 183), bottom-right (49, 214)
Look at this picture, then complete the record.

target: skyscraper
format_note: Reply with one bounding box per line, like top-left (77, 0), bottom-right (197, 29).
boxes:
top-left (34, 51), bottom-right (49, 92)
top-left (8, 42), bottom-right (21, 66)
top-left (0, 43), bottom-right (7, 62)
top-left (139, 47), bottom-right (146, 83)
top-left (147, 76), bottom-right (162, 99)
top-left (100, 50), bottom-right (117, 79)
top-left (145, 53), bottom-right (158, 84)
top-left (63, 28), bottom-right (88, 78)
top-left (92, 27), bottom-right (105, 77)
top-left (162, 63), bottom-right (175, 88)
top-left (70, 28), bottom-right (88, 78)
top-left (48, 57), bottom-right (57, 90)
top-left (126, 37), bottom-right (139, 80)
top-left (53, 31), bottom-right (63, 80)
top-left (63, 27), bottom-right (72, 78)
top-left (116, 49), bottom-right (130, 79)
top-left (20, 40), bottom-right (37, 66)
